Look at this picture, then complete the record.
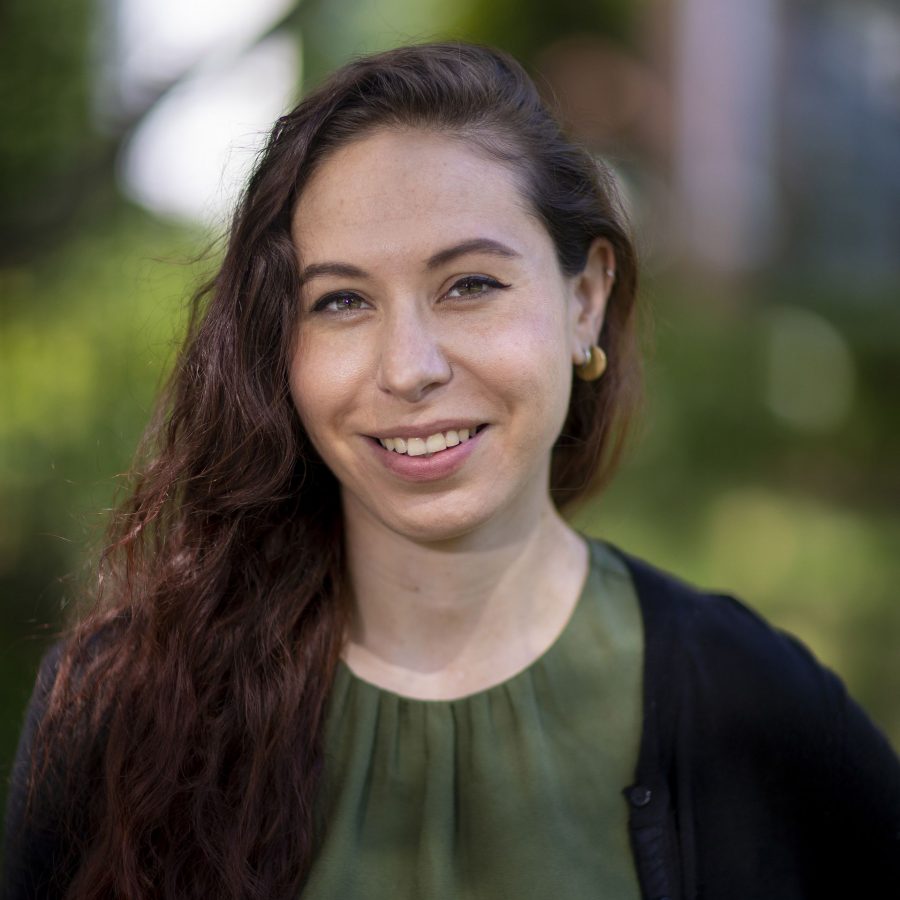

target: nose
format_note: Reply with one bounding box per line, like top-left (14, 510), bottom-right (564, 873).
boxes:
top-left (375, 303), bottom-right (452, 402)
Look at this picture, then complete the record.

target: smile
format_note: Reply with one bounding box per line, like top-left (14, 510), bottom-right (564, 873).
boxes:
top-left (366, 423), bottom-right (487, 482)
top-left (377, 426), bottom-right (485, 456)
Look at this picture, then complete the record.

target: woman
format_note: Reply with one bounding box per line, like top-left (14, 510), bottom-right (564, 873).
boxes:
top-left (3, 42), bottom-right (898, 900)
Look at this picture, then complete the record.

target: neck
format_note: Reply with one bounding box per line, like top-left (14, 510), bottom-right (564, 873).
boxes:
top-left (340, 493), bottom-right (588, 700)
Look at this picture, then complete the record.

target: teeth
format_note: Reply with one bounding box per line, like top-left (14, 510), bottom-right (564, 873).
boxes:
top-left (378, 427), bottom-right (481, 456)
top-left (425, 433), bottom-right (447, 453)
top-left (406, 437), bottom-right (427, 456)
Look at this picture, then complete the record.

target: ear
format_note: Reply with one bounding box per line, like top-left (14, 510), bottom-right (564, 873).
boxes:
top-left (568, 238), bottom-right (616, 365)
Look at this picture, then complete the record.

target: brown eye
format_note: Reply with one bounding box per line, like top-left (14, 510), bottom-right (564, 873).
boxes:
top-left (446, 276), bottom-right (509, 299)
top-left (313, 292), bottom-right (371, 313)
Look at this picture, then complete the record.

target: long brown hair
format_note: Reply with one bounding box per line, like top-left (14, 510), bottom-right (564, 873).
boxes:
top-left (28, 42), bottom-right (641, 898)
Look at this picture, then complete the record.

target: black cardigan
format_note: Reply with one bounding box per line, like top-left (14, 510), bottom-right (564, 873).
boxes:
top-left (3, 547), bottom-right (900, 898)
top-left (618, 546), bottom-right (900, 899)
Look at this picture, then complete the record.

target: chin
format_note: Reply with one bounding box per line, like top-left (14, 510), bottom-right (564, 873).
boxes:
top-left (360, 490), bottom-right (503, 546)
top-left (386, 509), bottom-right (490, 545)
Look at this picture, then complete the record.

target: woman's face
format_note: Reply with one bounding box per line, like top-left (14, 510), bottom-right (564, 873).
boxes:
top-left (289, 128), bottom-right (612, 543)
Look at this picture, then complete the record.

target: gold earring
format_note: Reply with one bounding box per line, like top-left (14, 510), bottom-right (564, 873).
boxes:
top-left (575, 345), bottom-right (607, 381)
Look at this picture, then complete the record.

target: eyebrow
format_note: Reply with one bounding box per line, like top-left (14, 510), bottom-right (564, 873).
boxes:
top-left (298, 237), bottom-right (521, 284)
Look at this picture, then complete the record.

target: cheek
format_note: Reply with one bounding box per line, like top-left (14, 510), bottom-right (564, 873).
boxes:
top-left (506, 296), bottom-right (571, 373)
top-left (476, 302), bottom-right (573, 434)
top-left (288, 327), bottom-right (368, 429)
top-left (288, 343), bottom-right (345, 450)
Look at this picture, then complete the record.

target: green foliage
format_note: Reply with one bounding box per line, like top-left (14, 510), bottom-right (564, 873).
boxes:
top-left (0, 206), bottom-right (203, 620)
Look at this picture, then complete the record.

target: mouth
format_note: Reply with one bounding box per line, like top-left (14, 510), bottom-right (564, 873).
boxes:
top-left (371, 424), bottom-right (488, 457)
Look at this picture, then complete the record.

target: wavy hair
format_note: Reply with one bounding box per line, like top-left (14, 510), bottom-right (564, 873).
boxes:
top-left (28, 42), bottom-right (641, 898)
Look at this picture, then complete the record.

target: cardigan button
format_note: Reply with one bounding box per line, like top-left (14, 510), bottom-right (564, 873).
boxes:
top-left (628, 785), bottom-right (652, 807)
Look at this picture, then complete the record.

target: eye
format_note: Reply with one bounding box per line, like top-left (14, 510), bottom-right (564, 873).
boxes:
top-left (312, 291), bottom-right (371, 314)
top-left (445, 275), bottom-right (510, 299)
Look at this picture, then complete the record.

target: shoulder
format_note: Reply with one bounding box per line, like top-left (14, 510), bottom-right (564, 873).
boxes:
top-left (609, 543), bottom-right (900, 884)
top-left (606, 541), bottom-right (900, 788)
top-left (2, 623), bottom-right (125, 899)
top-left (2, 641), bottom-right (71, 899)
top-left (607, 542), bottom-right (844, 719)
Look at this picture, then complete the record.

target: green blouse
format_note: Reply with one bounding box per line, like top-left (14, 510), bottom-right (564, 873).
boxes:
top-left (304, 538), bottom-right (644, 898)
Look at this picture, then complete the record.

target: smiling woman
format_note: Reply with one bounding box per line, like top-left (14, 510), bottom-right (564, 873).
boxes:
top-left (2, 42), bottom-right (898, 900)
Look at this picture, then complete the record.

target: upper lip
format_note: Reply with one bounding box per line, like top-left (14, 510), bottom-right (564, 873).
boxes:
top-left (367, 420), bottom-right (487, 440)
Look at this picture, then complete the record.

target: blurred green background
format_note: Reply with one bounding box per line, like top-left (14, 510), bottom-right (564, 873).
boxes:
top-left (2, 0), bottom-right (899, 827)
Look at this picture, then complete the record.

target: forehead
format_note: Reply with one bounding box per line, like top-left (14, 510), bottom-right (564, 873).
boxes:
top-left (290, 128), bottom-right (547, 265)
